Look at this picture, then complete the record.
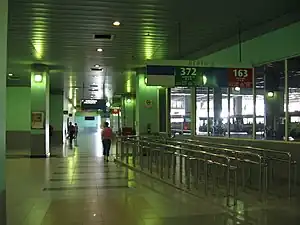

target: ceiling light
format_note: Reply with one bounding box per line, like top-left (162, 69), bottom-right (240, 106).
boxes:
top-left (234, 87), bottom-right (241, 92)
top-left (94, 64), bottom-right (100, 68)
top-left (113, 21), bottom-right (121, 26)
top-left (34, 74), bottom-right (43, 83)
top-left (97, 48), bottom-right (103, 52)
top-left (8, 73), bottom-right (13, 77)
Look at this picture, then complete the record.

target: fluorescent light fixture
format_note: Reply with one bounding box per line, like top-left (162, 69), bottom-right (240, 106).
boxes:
top-left (113, 21), bottom-right (121, 26)
top-left (34, 74), bottom-right (43, 83)
top-left (97, 48), bottom-right (103, 52)
top-left (203, 75), bottom-right (207, 85)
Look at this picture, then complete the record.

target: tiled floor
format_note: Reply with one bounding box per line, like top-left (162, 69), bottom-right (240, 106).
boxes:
top-left (6, 131), bottom-right (300, 224)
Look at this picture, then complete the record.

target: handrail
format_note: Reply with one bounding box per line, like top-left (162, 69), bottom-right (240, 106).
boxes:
top-left (183, 138), bottom-right (292, 161)
top-left (142, 136), bottom-right (264, 165)
top-left (119, 136), bottom-right (237, 206)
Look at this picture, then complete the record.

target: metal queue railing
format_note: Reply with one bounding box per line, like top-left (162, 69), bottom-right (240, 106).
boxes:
top-left (115, 135), bottom-right (239, 206)
top-left (144, 135), bottom-right (297, 198)
top-left (179, 138), bottom-right (297, 198)
top-left (142, 136), bottom-right (267, 201)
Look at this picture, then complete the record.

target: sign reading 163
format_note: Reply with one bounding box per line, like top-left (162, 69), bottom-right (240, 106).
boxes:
top-left (180, 67), bottom-right (197, 76)
top-left (233, 69), bottom-right (248, 78)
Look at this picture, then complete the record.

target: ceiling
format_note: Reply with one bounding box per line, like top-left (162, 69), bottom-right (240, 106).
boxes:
top-left (7, 0), bottom-right (300, 103)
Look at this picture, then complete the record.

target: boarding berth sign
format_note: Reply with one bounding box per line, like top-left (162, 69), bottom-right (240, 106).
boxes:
top-left (146, 64), bottom-right (253, 88)
top-left (227, 68), bottom-right (253, 88)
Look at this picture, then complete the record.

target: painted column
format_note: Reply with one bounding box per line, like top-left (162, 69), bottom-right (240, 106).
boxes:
top-left (213, 87), bottom-right (222, 135)
top-left (30, 65), bottom-right (50, 157)
top-left (233, 96), bottom-right (243, 116)
top-left (122, 97), bottom-right (135, 129)
top-left (264, 66), bottom-right (284, 140)
top-left (0, 0), bottom-right (8, 222)
top-left (50, 92), bottom-right (64, 147)
top-left (191, 87), bottom-right (196, 136)
top-left (6, 86), bottom-right (31, 151)
top-left (158, 88), bottom-right (167, 133)
top-left (136, 74), bottom-right (159, 135)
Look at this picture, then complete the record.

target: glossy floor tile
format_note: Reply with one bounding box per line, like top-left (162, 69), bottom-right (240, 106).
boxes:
top-left (6, 131), bottom-right (300, 225)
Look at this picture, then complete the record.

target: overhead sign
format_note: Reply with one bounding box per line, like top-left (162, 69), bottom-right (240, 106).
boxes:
top-left (228, 68), bottom-right (253, 88)
top-left (146, 63), bottom-right (253, 88)
top-left (81, 99), bottom-right (107, 111)
top-left (83, 99), bottom-right (98, 104)
top-left (111, 108), bottom-right (120, 114)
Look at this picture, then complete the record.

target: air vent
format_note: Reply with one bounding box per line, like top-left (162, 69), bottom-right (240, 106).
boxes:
top-left (91, 68), bottom-right (103, 71)
top-left (94, 34), bottom-right (115, 41)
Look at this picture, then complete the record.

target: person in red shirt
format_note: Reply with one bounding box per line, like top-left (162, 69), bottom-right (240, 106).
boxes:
top-left (101, 122), bottom-right (113, 161)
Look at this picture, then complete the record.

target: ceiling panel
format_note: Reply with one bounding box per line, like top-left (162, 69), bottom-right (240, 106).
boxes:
top-left (7, 0), bottom-right (300, 101)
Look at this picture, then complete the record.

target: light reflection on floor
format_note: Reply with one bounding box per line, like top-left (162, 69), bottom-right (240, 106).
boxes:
top-left (6, 129), bottom-right (300, 225)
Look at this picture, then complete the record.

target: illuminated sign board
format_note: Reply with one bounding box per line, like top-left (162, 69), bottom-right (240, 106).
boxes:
top-left (83, 99), bottom-right (98, 104)
top-left (81, 99), bottom-right (106, 111)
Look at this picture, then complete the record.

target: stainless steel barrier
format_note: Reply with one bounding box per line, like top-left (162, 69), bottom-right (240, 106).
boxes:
top-left (115, 135), bottom-right (238, 207)
top-left (180, 138), bottom-right (297, 198)
top-left (144, 135), bottom-right (297, 199)
top-left (141, 136), bottom-right (267, 201)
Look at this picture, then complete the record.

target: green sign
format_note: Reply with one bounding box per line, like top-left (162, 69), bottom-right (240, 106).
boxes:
top-left (175, 67), bottom-right (207, 87)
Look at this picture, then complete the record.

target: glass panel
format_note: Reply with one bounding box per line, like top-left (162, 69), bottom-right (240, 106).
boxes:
top-left (170, 87), bottom-right (191, 136)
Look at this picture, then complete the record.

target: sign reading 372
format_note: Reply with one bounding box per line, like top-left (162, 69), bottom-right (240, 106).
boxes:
top-left (179, 67), bottom-right (197, 76)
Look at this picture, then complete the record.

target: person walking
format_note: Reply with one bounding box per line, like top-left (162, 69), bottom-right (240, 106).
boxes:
top-left (68, 122), bottom-right (75, 148)
top-left (101, 122), bottom-right (113, 162)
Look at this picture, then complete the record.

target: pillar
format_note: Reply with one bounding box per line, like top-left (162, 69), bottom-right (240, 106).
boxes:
top-left (233, 96), bottom-right (243, 116)
top-left (122, 97), bottom-right (135, 129)
top-left (0, 0), bottom-right (8, 222)
top-left (136, 74), bottom-right (159, 134)
top-left (213, 88), bottom-right (222, 134)
top-left (264, 66), bottom-right (284, 140)
top-left (158, 88), bottom-right (170, 134)
top-left (30, 65), bottom-right (50, 157)
top-left (6, 86), bottom-right (31, 151)
top-left (158, 88), bottom-right (167, 133)
top-left (191, 87), bottom-right (196, 136)
top-left (50, 92), bottom-right (64, 147)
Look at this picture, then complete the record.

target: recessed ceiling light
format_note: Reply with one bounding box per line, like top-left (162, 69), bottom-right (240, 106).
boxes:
top-left (113, 21), bottom-right (121, 26)
top-left (94, 64), bottom-right (100, 68)
top-left (8, 73), bottom-right (13, 76)
top-left (96, 48), bottom-right (103, 52)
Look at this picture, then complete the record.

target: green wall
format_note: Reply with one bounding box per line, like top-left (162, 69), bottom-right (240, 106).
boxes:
top-left (198, 21), bottom-right (300, 65)
top-left (136, 74), bottom-right (159, 134)
top-left (6, 87), bottom-right (31, 131)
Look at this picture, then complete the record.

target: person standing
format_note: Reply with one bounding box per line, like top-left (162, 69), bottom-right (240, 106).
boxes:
top-left (74, 123), bottom-right (79, 139)
top-left (101, 122), bottom-right (113, 162)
